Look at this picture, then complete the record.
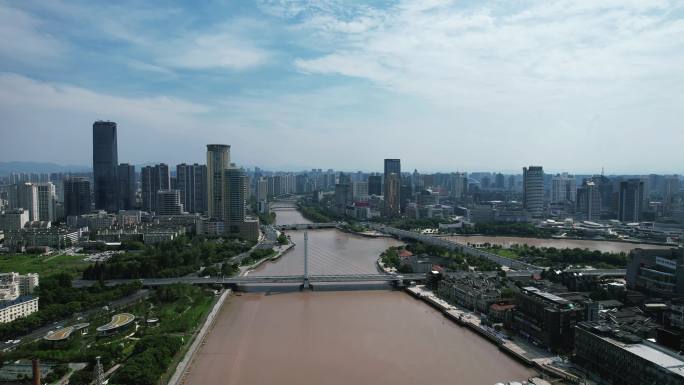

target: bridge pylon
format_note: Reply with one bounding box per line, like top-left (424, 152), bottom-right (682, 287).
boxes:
top-left (302, 231), bottom-right (310, 290)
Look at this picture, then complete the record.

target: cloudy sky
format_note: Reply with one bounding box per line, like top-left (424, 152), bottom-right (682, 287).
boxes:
top-left (1, 0), bottom-right (682, 173)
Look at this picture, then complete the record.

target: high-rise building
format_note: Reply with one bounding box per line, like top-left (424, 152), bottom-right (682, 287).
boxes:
top-left (224, 168), bottom-right (246, 223)
top-left (551, 173), bottom-right (576, 203)
top-left (352, 181), bottom-right (369, 200)
top-left (140, 164), bottom-right (170, 213)
top-left (383, 159), bottom-right (401, 216)
top-left (36, 183), bottom-right (55, 222)
top-left (207, 144), bottom-right (230, 219)
top-left (384, 173), bottom-right (401, 217)
top-left (450, 172), bottom-right (468, 199)
top-left (156, 189), bottom-right (184, 216)
top-left (494, 173), bottom-right (505, 189)
top-left (255, 177), bottom-right (268, 201)
top-left (8, 183), bottom-right (39, 222)
top-left (368, 174), bottom-right (382, 196)
top-left (523, 166), bottom-right (544, 217)
top-left (63, 177), bottom-right (91, 216)
top-left (576, 180), bottom-right (601, 221)
top-left (92, 121), bottom-right (118, 212)
top-left (117, 163), bottom-right (136, 210)
top-left (0, 209), bottom-right (29, 232)
top-left (619, 179), bottom-right (644, 222)
top-left (176, 163), bottom-right (207, 214)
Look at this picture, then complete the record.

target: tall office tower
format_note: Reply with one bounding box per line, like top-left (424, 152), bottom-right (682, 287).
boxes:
top-left (63, 177), bottom-right (91, 216)
top-left (384, 173), bottom-right (401, 217)
top-left (92, 121), bottom-right (118, 212)
top-left (156, 189), bottom-right (184, 216)
top-left (207, 144), bottom-right (230, 219)
top-left (140, 164), bottom-right (170, 213)
top-left (507, 175), bottom-right (515, 191)
top-left (9, 183), bottom-right (39, 222)
top-left (224, 168), bottom-right (247, 223)
top-left (523, 166), bottom-right (544, 217)
top-left (384, 159), bottom-right (401, 181)
top-left (551, 173), bottom-right (576, 203)
top-left (383, 159), bottom-right (401, 215)
top-left (256, 177), bottom-right (268, 201)
top-left (36, 183), bottom-right (55, 222)
top-left (576, 180), bottom-right (601, 221)
top-left (176, 163), bottom-right (207, 214)
top-left (368, 174), bottom-right (382, 196)
top-left (619, 179), bottom-right (644, 222)
top-left (117, 163), bottom-right (136, 210)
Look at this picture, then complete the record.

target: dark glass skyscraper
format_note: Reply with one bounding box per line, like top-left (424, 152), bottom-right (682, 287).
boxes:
top-left (619, 179), bottom-right (644, 222)
top-left (383, 159), bottom-right (401, 216)
top-left (92, 121), bottom-right (118, 212)
top-left (63, 177), bottom-right (91, 216)
top-left (117, 163), bottom-right (136, 210)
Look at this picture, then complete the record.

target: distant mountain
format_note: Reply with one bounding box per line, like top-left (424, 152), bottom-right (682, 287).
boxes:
top-left (0, 162), bottom-right (91, 176)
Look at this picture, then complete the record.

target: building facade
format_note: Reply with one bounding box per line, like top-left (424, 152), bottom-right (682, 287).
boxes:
top-left (117, 163), bottom-right (136, 210)
top-left (207, 144), bottom-right (231, 219)
top-left (523, 166), bottom-right (544, 217)
top-left (619, 179), bottom-right (644, 222)
top-left (63, 177), bottom-right (91, 217)
top-left (92, 121), bottom-right (118, 212)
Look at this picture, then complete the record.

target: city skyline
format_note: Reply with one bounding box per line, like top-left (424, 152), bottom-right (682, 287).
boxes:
top-left (1, 1), bottom-right (683, 173)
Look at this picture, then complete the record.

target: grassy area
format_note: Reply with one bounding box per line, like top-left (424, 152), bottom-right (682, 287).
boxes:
top-left (485, 248), bottom-right (521, 260)
top-left (0, 253), bottom-right (90, 277)
top-left (5, 284), bottom-right (216, 385)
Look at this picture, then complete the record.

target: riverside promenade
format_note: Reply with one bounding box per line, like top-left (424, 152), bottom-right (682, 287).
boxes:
top-left (406, 285), bottom-right (587, 384)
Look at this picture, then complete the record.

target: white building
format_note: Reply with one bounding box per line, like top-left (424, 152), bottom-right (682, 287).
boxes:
top-left (0, 296), bottom-right (39, 323)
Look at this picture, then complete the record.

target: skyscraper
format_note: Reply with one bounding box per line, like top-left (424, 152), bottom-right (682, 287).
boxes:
top-left (176, 163), bottom-right (208, 214)
top-left (140, 164), bottom-right (170, 213)
top-left (117, 163), bottom-right (136, 210)
top-left (523, 166), bottom-right (544, 217)
top-left (577, 180), bottom-right (601, 221)
top-left (224, 168), bottom-right (247, 223)
top-left (207, 144), bottom-right (230, 219)
top-left (619, 179), bottom-right (644, 222)
top-left (63, 177), bottom-right (91, 216)
top-left (384, 173), bottom-right (401, 217)
top-left (551, 173), bottom-right (576, 203)
top-left (36, 183), bottom-right (55, 222)
top-left (383, 159), bottom-right (401, 216)
top-left (368, 174), bottom-right (382, 196)
top-left (92, 121), bottom-right (118, 212)
top-left (8, 183), bottom-right (39, 222)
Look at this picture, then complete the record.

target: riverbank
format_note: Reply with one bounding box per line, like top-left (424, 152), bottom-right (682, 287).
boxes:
top-left (405, 285), bottom-right (585, 384)
top-left (441, 233), bottom-right (674, 247)
top-left (240, 243), bottom-right (295, 276)
top-left (167, 289), bottom-right (230, 385)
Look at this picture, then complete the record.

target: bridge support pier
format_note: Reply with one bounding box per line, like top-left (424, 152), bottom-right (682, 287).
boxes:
top-left (302, 231), bottom-right (310, 290)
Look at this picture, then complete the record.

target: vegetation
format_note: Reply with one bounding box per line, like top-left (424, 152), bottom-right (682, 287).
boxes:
top-left (381, 242), bottom-right (500, 272)
top-left (277, 233), bottom-right (289, 245)
top-left (6, 284), bottom-right (215, 385)
top-left (0, 253), bottom-right (89, 278)
top-left (486, 244), bottom-right (627, 268)
top-left (240, 248), bottom-right (276, 266)
top-left (297, 200), bottom-right (341, 223)
top-left (82, 236), bottom-right (253, 280)
top-left (0, 273), bottom-right (141, 341)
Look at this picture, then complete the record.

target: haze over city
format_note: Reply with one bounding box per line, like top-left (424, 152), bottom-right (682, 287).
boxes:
top-left (1, 0), bottom-right (683, 173)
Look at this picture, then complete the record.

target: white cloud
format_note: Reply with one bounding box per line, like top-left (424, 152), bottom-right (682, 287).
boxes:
top-left (0, 4), bottom-right (63, 62)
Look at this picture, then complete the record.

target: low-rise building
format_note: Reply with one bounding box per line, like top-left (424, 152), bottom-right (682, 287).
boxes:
top-left (0, 296), bottom-right (39, 323)
top-left (575, 321), bottom-right (684, 385)
top-left (626, 248), bottom-right (684, 298)
top-left (437, 273), bottom-right (502, 313)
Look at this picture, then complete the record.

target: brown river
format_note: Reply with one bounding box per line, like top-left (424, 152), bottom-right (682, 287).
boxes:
top-left (184, 205), bottom-right (536, 385)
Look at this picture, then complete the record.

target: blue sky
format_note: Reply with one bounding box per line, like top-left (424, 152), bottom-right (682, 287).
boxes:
top-left (1, 0), bottom-right (683, 173)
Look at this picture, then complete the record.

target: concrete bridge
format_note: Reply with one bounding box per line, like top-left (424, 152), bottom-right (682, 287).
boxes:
top-left (275, 222), bottom-right (339, 230)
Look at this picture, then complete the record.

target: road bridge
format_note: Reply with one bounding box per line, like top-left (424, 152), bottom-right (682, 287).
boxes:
top-left (275, 222), bottom-right (339, 230)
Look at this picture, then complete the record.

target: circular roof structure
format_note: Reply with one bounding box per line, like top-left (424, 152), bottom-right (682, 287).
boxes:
top-left (96, 313), bottom-right (135, 332)
top-left (44, 323), bottom-right (90, 341)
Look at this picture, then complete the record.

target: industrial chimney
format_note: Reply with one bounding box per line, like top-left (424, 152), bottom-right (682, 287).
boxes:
top-left (32, 358), bottom-right (41, 385)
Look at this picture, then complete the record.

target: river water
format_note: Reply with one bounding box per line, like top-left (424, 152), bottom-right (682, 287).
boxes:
top-left (184, 205), bottom-right (536, 385)
top-left (444, 235), bottom-right (670, 253)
